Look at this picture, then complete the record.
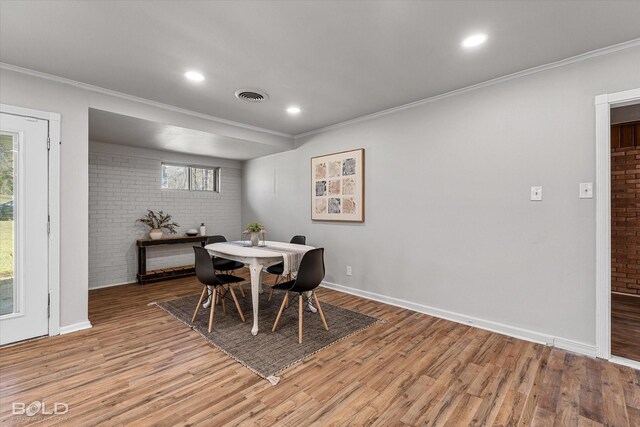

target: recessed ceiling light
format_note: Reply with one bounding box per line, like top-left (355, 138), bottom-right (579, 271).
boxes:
top-left (287, 106), bottom-right (301, 115)
top-left (184, 71), bottom-right (205, 82)
top-left (461, 33), bottom-right (488, 48)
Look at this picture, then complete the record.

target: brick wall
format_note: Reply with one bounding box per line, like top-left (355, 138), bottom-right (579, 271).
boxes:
top-left (611, 124), bottom-right (640, 295)
top-left (89, 144), bottom-right (242, 288)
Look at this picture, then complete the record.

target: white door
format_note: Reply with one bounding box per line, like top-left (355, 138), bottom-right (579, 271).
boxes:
top-left (0, 113), bottom-right (50, 345)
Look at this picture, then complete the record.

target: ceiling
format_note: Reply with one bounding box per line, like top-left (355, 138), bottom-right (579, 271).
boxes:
top-left (612, 104), bottom-right (640, 125)
top-left (2, 1), bottom-right (640, 136)
top-left (88, 109), bottom-right (288, 160)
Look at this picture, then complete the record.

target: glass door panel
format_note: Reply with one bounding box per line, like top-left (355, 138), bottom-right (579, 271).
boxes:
top-left (0, 132), bottom-right (15, 316)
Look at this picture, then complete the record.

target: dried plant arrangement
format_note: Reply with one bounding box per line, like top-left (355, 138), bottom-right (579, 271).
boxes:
top-left (137, 210), bottom-right (180, 234)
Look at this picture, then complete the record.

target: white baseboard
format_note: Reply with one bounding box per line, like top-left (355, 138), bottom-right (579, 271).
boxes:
top-left (59, 321), bottom-right (92, 335)
top-left (321, 280), bottom-right (597, 357)
top-left (89, 281), bottom-right (135, 290)
top-left (553, 337), bottom-right (597, 357)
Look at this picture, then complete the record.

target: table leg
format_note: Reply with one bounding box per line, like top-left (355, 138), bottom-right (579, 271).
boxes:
top-left (306, 291), bottom-right (318, 313)
top-left (137, 246), bottom-right (146, 285)
top-left (249, 261), bottom-right (264, 336)
top-left (203, 287), bottom-right (213, 308)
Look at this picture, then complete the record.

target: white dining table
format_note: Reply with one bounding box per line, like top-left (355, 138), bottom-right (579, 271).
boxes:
top-left (204, 241), bottom-right (315, 335)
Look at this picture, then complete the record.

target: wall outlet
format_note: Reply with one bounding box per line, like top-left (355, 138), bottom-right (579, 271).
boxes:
top-left (530, 186), bottom-right (543, 201)
top-left (346, 266), bottom-right (352, 276)
top-left (579, 182), bottom-right (593, 199)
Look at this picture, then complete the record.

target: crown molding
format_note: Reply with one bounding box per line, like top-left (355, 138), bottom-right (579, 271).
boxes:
top-left (3, 37), bottom-right (640, 143)
top-left (0, 62), bottom-right (294, 139)
top-left (295, 37), bottom-right (640, 140)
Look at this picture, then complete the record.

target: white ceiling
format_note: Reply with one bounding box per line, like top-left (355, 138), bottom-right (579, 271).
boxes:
top-left (88, 109), bottom-right (288, 160)
top-left (2, 1), bottom-right (640, 137)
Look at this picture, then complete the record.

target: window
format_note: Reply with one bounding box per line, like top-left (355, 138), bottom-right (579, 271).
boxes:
top-left (161, 164), bottom-right (189, 190)
top-left (162, 164), bottom-right (219, 192)
top-left (190, 166), bottom-right (217, 192)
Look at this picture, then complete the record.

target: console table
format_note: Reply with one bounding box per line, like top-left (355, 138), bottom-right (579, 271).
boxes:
top-left (136, 235), bottom-right (210, 284)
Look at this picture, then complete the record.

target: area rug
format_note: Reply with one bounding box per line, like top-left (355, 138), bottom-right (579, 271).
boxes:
top-left (154, 291), bottom-right (382, 384)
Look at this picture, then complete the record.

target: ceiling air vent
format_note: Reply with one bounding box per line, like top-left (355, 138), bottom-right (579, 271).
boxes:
top-left (235, 89), bottom-right (268, 103)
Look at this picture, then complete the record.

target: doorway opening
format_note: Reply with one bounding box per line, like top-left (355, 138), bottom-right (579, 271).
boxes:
top-left (610, 103), bottom-right (640, 362)
top-left (595, 88), bottom-right (640, 369)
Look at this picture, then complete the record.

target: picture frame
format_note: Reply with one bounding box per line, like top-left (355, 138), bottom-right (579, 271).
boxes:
top-left (311, 148), bottom-right (364, 222)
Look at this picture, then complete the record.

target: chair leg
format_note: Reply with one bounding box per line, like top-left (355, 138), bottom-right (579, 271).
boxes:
top-left (228, 285), bottom-right (245, 322)
top-left (272, 293), bottom-right (288, 332)
top-left (220, 287), bottom-right (227, 314)
top-left (313, 292), bottom-right (329, 331)
top-left (192, 286), bottom-right (207, 322)
top-left (208, 286), bottom-right (217, 333)
top-left (298, 294), bottom-right (303, 344)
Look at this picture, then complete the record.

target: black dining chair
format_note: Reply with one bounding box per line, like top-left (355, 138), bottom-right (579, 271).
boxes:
top-left (267, 235), bottom-right (306, 301)
top-left (271, 248), bottom-right (328, 343)
top-left (192, 246), bottom-right (245, 332)
top-left (207, 235), bottom-right (247, 297)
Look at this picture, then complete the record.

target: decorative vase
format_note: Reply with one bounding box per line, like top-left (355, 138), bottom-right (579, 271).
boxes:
top-left (149, 228), bottom-right (163, 240)
top-left (250, 232), bottom-right (260, 246)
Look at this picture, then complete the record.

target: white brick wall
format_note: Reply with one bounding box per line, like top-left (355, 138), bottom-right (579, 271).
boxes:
top-left (88, 143), bottom-right (242, 288)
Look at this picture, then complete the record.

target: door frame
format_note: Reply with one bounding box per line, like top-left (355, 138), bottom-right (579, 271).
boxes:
top-left (595, 88), bottom-right (640, 367)
top-left (0, 104), bottom-right (60, 337)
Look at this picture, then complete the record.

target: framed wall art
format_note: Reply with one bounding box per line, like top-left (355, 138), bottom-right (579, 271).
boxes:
top-left (311, 148), bottom-right (364, 222)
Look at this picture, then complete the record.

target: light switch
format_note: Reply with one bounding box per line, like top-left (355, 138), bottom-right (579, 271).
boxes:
top-left (530, 186), bottom-right (543, 201)
top-left (580, 183), bottom-right (593, 199)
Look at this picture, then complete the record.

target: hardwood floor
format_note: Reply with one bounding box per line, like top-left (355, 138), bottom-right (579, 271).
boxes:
top-left (1, 274), bottom-right (639, 426)
top-left (612, 292), bottom-right (640, 362)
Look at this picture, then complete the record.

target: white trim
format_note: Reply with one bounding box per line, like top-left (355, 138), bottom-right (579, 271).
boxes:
top-left (0, 104), bottom-right (60, 121)
top-left (607, 88), bottom-right (640, 105)
top-left (296, 38), bottom-right (640, 139)
top-left (321, 280), bottom-right (596, 357)
top-left (595, 88), bottom-right (640, 360)
top-left (0, 63), bottom-right (293, 139)
top-left (554, 338), bottom-right (597, 358)
top-left (48, 115), bottom-right (60, 336)
top-left (610, 356), bottom-right (640, 371)
top-left (0, 104), bottom-right (61, 338)
top-left (59, 321), bottom-right (92, 335)
top-left (89, 281), bottom-right (135, 290)
top-left (595, 96), bottom-right (611, 359)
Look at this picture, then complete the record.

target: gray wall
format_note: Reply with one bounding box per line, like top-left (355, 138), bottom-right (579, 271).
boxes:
top-left (242, 46), bottom-right (640, 346)
top-left (89, 142), bottom-right (242, 288)
top-left (0, 68), bottom-right (288, 329)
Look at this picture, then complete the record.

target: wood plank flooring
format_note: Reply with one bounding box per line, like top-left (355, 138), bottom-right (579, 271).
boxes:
top-left (1, 274), bottom-right (639, 426)
top-left (612, 292), bottom-right (640, 362)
